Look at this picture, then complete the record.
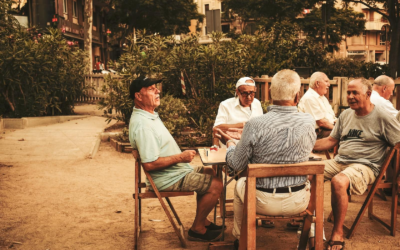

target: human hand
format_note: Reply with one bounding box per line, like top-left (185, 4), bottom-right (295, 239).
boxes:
top-left (180, 150), bottom-right (196, 163)
top-left (226, 128), bottom-right (243, 140)
top-left (214, 128), bottom-right (233, 144)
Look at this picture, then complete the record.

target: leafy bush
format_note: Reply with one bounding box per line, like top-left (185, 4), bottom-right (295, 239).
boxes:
top-left (156, 94), bottom-right (189, 135)
top-left (321, 58), bottom-right (388, 79)
top-left (98, 75), bottom-right (132, 124)
top-left (0, 3), bottom-right (86, 117)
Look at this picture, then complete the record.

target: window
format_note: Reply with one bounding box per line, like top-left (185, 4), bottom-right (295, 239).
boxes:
top-left (362, 31), bottom-right (366, 44)
top-left (73, 0), bottom-right (77, 17)
top-left (63, 0), bottom-right (68, 14)
top-left (380, 31), bottom-right (386, 45)
top-left (221, 2), bottom-right (226, 13)
top-left (222, 24), bottom-right (230, 33)
top-left (205, 4), bottom-right (209, 12)
top-left (370, 11), bottom-right (374, 21)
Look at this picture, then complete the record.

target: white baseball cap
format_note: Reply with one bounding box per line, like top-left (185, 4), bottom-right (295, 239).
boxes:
top-left (236, 77), bottom-right (255, 89)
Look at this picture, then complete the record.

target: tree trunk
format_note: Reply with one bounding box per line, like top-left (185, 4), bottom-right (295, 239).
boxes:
top-left (84, 0), bottom-right (93, 74)
top-left (388, 19), bottom-right (400, 78)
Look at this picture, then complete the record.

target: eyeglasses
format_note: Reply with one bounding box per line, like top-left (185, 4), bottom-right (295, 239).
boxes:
top-left (238, 91), bottom-right (256, 98)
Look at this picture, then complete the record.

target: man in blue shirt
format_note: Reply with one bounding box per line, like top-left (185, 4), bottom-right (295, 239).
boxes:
top-left (216, 69), bottom-right (316, 249)
top-left (128, 76), bottom-right (223, 242)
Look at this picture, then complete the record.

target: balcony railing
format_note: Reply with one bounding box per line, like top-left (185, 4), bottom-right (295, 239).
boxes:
top-left (365, 21), bottom-right (386, 31)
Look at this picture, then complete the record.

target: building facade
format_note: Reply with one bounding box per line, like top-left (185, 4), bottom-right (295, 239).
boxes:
top-left (333, 2), bottom-right (390, 64)
top-left (26, 0), bottom-right (109, 69)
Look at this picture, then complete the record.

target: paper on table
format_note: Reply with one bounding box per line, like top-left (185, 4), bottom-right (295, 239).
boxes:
top-left (198, 148), bottom-right (227, 165)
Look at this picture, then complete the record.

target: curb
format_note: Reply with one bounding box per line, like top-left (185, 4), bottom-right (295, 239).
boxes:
top-left (3, 115), bottom-right (87, 129)
top-left (99, 132), bottom-right (121, 142)
top-left (88, 138), bottom-right (101, 159)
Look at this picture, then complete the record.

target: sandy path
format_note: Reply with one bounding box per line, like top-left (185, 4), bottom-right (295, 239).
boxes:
top-left (1, 143), bottom-right (400, 250)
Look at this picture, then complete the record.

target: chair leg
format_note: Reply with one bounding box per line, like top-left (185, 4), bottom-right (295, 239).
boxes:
top-left (391, 151), bottom-right (400, 236)
top-left (139, 199), bottom-right (142, 228)
top-left (166, 197), bottom-right (183, 226)
top-left (134, 196), bottom-right (140, 250)
top-left (347, 179), bottom-right (384, 239)
top-left (239, 177), bottom-right (256, 250)
top-left (159, 197), bottom-right (187, 248)
top-left (375, 188), bottom-right (387, 201)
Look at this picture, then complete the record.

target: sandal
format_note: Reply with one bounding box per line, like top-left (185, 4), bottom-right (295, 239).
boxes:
top-left (261, 221), bottom-right (275, 228)
top-left (326, 240), bottom-right (345, 250)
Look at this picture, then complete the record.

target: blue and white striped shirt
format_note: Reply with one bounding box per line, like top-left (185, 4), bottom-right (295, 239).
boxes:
top-left (226, 105), bottom-right (317, 189)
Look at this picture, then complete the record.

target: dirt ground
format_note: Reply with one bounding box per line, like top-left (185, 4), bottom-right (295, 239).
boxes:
top-left (1, 142), bottom-right (400, 250)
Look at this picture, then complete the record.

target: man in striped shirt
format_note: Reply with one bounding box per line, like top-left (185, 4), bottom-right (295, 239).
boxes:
top-left (215, 69), bottom-right (317, 248)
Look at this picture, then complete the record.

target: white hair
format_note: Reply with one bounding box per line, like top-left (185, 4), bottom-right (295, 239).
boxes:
top-left (271, 69), bottom-right (301, 101)
top-left (309, 72), bottom-right (327, 88)
top-left (349, 78), bottom-right (372, 94)
top-left (374, 75), bottom-right (394, 87)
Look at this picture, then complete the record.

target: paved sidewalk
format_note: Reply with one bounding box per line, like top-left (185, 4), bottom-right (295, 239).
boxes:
top-left (0, 116), bottom-right (115, 163)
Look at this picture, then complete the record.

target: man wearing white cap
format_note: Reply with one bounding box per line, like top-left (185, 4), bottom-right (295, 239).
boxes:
top-left (212, 77), bottom-right (263, 146)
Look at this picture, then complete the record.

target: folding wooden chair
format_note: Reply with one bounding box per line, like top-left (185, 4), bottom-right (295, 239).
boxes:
top-left (238, 161), bottom-right (325, 250)
top-left (327, 143), bottom-right (400, 238)
top-left (132, 150), bottom-right (194, 250)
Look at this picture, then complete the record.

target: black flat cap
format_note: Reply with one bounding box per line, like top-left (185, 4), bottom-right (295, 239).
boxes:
top-left (129, 76), bottom-right (162, 99)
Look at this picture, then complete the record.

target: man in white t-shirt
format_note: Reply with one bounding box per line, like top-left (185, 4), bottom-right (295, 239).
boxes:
top-left (371, 75), bottom-right (398, 117)
top-left (212, 77), bottom-right (263, 146)
top-left (298, 72), bottom-right (337, 138)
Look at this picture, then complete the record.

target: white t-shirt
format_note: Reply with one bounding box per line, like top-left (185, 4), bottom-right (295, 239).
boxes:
top-left (298, 88), bottom-right (336, 129)
top-left (213, 97), bottom-right (263, 127)
top-left (370, 90), bottom-right (399, 117)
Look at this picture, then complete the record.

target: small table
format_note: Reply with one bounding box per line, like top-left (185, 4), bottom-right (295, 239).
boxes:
top-left (198, 148), bottom-right (241, 241)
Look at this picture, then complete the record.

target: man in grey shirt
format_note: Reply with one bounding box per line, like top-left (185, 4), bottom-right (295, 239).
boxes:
top-left (314, 78), bottom-right (400, 250)
top-left (215, 69), bottom-right (316, 249)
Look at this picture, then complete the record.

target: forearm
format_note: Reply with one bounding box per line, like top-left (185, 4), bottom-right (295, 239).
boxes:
top-left (316, 118), bottom-right (334, 130)
top-left (142, 153), bottom-right (184, 172)
top-left (214, 123), bottom-right (245, 132)
top-left (313, 136), bottom-right (339, 151)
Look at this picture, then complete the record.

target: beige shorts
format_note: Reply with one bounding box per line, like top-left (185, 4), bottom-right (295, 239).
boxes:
top-left (161, 166), bottom-right (213, 195)
top-left (324, 160), bottom-right (376, 195)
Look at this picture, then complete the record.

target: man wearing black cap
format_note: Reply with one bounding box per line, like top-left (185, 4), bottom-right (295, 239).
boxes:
top-left (128, 76), bottom-right (224, 242)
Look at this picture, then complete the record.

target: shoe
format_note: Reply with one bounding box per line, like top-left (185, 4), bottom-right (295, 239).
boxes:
top-left (287, 222), bottom-right (300, 230)
top-left (205, 222), bottom-right (226, 231)
top-left (326, 240), bottom-right (345, 250)
top-left (187, 229), bottom-right (222, 242)
top-left (233, 239), bottom-right (239, 250)
top-left (261, 221), bottom-right (275, 228)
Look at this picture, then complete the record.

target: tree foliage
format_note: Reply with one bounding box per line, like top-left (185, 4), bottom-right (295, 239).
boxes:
top-left (105, 0), bottom-right (204, 47)
top-left (342, 0), bottom-right (400, 77)
top-left (0, 1), bottom-right (86, 117)
top-left (223, 0), bottom-right (319, 27)
top-left (99, 28), bottom-right (385, 145)
top-left (299, 7), bottom-right (365, 50)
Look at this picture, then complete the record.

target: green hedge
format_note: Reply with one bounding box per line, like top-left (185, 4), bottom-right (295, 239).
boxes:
top-left (0, 3), bottom-right (86, 117)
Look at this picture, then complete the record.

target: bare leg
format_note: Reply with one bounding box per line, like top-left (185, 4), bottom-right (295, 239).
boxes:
top-left (191, 168), bottom-right (223, 234)
top-left (328, 173), bottom-right (350, 250)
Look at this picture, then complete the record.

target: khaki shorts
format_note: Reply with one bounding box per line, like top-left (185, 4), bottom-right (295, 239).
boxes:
top-left (161, 166), bottom-right (213, 195)
top-left (324, 159), bottom-right (376, 195)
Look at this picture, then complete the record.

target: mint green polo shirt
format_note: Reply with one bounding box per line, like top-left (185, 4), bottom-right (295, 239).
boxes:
top-left (129, 107), bottom-right (193, 190)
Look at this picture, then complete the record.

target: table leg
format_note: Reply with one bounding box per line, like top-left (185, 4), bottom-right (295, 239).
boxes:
top-left (221, 165), bottom-right (227, 241)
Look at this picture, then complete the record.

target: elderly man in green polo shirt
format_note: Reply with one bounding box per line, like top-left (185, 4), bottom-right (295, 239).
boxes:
top-left (128, 76), bottom-right (224, 242)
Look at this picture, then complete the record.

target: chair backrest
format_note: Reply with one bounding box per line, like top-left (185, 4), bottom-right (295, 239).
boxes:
top-left (374, 143), bottom-right (400, 182)
top-left (247, 161), bottom-right (325, 178)
top-left (132, 150), bottom-right (146, 191)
